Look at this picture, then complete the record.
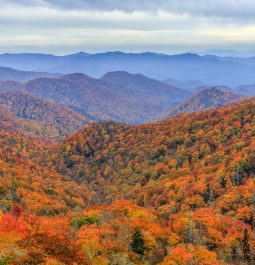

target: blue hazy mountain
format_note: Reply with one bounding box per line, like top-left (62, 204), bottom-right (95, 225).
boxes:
top-left (234, 84), bottom-right (255, 96)
top-left (0, 66), bottom-right (61, 83)
top-left (163, 78), bottom-right (206, 91)
top-left (1, 52), bottom-right (255, 87)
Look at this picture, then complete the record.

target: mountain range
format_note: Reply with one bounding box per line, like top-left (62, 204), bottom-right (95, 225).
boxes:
top-left (15, 71), bottom-right (190, 124)
top-left (0, 68), bottom-right (249, 135)
top-left (0, 55), bottom-right (254, 264)
top-left (1, 52), bottom-right (255, 87)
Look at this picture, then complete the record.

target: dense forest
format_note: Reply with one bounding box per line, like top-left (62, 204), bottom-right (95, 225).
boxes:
top-left (1, 98), bottom-right (255, 264)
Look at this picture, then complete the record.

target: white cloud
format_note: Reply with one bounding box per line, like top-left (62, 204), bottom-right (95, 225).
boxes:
top-left (0, 0), bottom-right (255, 54)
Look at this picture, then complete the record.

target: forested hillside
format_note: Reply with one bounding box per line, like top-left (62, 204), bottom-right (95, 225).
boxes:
top-left (44, 98), bottom-right (255, 211)
top-left (0, 91), bottom-right (91, 141)
top-left (1, 98), bottom-right (255, 264)
top-left (158, 87), bottom-right (246, 120)
top-left (41, 98), bottom-right (255, 264)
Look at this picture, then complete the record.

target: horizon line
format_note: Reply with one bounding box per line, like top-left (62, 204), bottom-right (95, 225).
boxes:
top-left (0, 50), bottom-right (255, 58)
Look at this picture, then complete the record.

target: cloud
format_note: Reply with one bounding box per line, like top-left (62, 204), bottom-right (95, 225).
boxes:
top-left (0, 0), bottom-right (255, 54)
top-left (8, 0), bottom-right (255, 22)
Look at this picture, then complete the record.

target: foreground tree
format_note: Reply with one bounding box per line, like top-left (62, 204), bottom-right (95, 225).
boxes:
top-left (131, 228), bottom-right (145, 259)
top-left (242, 228), bottom-right (251, 264)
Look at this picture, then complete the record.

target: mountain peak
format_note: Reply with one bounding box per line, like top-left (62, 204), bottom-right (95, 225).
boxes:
top-left (64, 51), bottom-right (90, 58)
top-left (61, 73), bottom-right (95, 82)
top-left (101, 70), bottom-right (139, 79)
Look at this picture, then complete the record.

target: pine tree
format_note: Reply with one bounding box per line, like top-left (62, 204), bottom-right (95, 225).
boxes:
top-left (131, 228), bottom-right (145, 257)
top-left (242, 228), bottom-right (251, 264)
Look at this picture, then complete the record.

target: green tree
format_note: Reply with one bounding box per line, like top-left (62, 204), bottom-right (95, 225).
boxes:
top-left (131, 228), bottom-right (145, 257)
top-left (242, 228), bottom-right (251, 264)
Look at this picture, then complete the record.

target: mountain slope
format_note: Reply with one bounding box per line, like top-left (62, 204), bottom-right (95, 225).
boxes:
top-left (235, 84), bottom-right (255, 96)
top-left (0, 92), bottom-right (91, 140)
top-left (0, 107), bottom-right (41, 137)
top-left (26, 73), bottom-right (142, 123)
top-left (0, 80), bottom-right (25, 92)
top-left (163, 78), bottom-right (206, 91)
top-left (43, 97), bottom-right (255, 210)
top-left (101, 71), bottom-right (185, 96)
top-left (157, 87), bottom-right (246, 120)
top-left (1, 98), bottom-right (255, 264)
top-left (101, 71), bottom-right (187, 103)
top-left (0, 129), bottom-right (88, 212)
top-left (0, 66), bottom-right (61, 83)
top-left (26, 72), bottom-right (188, 123)
top-left (38, 98), bottom-right (255, 265)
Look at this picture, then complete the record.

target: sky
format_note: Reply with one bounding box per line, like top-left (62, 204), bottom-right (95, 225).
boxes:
top-left (1, 0), bottom-right (255, 55)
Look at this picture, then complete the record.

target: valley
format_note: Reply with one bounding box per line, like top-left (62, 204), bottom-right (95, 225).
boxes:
top-left (0, 90), bottom-right (255, 264)
top-left (0, 53), bottom-right (254, 265)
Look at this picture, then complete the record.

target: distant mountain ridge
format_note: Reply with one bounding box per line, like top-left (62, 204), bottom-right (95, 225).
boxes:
top-left (0, 66), bottom-right (61, 83)
top-left (25, 72), bottom-right (189, 123)
top-left (164, 79), bottom-right (206, 91)
top-left (234, 84), bottom-right (255, 96)
top-left (0, 66), bottom-right (249, 127)
top-left (0, 69), bottom-right (247, 126)
top-left (101, 70), bottom-right (186, 102)
top-left (1, 52), bottom-right (255, 86)
top-left (102, 71), bottom-right (183, 91)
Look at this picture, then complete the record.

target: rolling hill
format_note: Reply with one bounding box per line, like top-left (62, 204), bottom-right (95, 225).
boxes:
top-left (157, 87), bottom-right (246, 120)
top-left (0, 128), bottom-right (88, 212)
top-left (26, 72), bottom-right (189, 123)
top-left (0, 107), bottom-right (39, 136)
top-left (43, 97), bottom-right (254, 206)
top-left (0, 80), bottom-right (25, 92)
top-left (0, 91), bottom-right (91, 141)
top-left (101, 71), bottom-right (186, 102)
top-left (0, 66), bottom-right (61, 83)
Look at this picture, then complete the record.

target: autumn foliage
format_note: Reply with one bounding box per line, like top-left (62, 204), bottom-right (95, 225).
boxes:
top-left (1, 98), bottom-right (255, 264)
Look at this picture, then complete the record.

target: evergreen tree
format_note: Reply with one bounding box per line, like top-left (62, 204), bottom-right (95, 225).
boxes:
top-left (231, 243), bottom-right (238, 262)
top-left (242, 228), bottom-right (251, 264)
top-left (131, 228), bottom-right (145, 257)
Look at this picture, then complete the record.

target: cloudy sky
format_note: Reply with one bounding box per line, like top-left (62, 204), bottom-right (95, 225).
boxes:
top-left (1, 0), bottom-right (255, 55)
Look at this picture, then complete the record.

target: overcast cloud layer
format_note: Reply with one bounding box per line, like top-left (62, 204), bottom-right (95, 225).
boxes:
top-left (7, 0), bottom-right (255, 19)
top-left (1, 0), bottom-right (255, 54)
